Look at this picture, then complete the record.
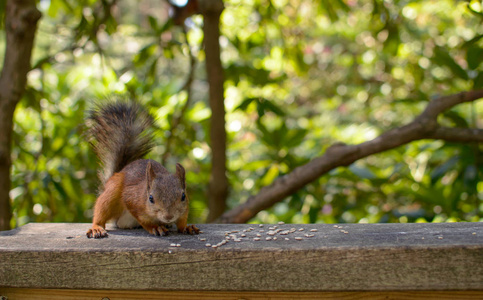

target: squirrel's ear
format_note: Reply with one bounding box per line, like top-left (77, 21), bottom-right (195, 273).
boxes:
top-left (176, 163), bottom-right (186, 189)
top-left (146, 160), bottom-right (156, 190)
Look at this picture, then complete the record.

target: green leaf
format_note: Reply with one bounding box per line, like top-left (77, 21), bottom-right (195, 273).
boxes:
top-left (432, 47), bottom-right (468, 80)
top-left (474, 72), bottom-right (483, 89)
top-left (466, 46), bottom-right (483, 70)
top-left (148, 16), bottom-right (158, 31)
top-left (349, 164), bottom-right (376, 179)
top-left (430, 155), bottom-right (459, 185)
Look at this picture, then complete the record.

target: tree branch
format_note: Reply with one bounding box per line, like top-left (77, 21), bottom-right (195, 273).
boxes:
top-left (217, 90), bottom-right (483, 224)
top-left (0, 0), bottom-right (41, 230)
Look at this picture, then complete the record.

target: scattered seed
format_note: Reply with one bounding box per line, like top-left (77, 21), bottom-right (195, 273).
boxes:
top-left (199, 238), bottom-right (206, 241)
top-left (472, 232), bottom-right (477, 235)
top-left (333, 225), bottom-right (338, 228)
top-left (273, 237), bottom-right (278, 241)
top-left (266, 237), bottom-right (272, 241)
top-left (176, 244), bottom-right (181, 247)
top-left (280, 231), bottom-right (289, 235)
top-left (212, 245), bottom-right (218, 248)
top-left (199, 231), bottom-right (204, 234)
top-left (225, 236), bottom-right (231, 240)
top-left (267, 231), bottom-right (276, 236)
top-left (285, 238), bottom-right (289, 241)
top-left (294, 237), bottom-right (303, 241)
top-left (231, 230), bottom-right (239, 233)
top-left (278, 221), bottom-right (285, 225)
top-left (205, 243), bottom-right (212, 247)
top-left (168, 250), bottom-right (173, 254)
top-left (259, 224), bottom-right (264, 227)
top-left (254, 237), bottom-right (261, 241)
top-left (259, 229), bottom-right (265, 232)
top-left (422, 237), bottom-right (425, 240)
top-left (256, 233), bottom-right (261, 237)
top-left (438, 236), bottom-right (443, 239)
top-left (249, 227), bottom-right (254, 231)
top-left (310, 229), bottom-right (318, 232)
top-left (221, 240), bottom-right (228, 245)
top-left (304, 234), bottom-right (315, 238)
top-left (241, 234), bottom-right (246, 237)
top-left (170, 243), bottom-right (176, 247)
top-left (298, 228), bottom-right (305, 231)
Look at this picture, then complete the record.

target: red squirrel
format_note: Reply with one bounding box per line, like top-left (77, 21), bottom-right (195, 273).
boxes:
top-left (86, 99), bottom-right (199, 238)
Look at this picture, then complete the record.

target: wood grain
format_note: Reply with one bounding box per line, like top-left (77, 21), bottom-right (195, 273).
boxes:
top-left (1, 288), bottom-right (483, 300)
top-left (0, 223), bottom-right (482, 292)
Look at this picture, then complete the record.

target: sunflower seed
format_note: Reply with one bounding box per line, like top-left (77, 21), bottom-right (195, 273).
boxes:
top-left (205, 243), bottom-right (212, 247)
top-left (310, 229), bottom-right (318, 232)
top-left (295, 237), bottom-right (303, 241)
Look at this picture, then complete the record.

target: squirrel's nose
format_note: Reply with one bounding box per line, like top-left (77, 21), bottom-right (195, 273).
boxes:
top-left (165, 214), bottom-right (174, 222)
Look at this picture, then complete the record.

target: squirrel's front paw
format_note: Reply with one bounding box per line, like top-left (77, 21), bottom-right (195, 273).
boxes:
top-left (150, 225), bottom-right (169, 236)
top-left (179, 224), bottom-right (200, 235)
top-left (86, 225), bottom-right (108, 238)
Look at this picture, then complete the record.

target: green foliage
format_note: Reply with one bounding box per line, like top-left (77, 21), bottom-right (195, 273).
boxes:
top-left (3, 0), bottom-right (483, 227)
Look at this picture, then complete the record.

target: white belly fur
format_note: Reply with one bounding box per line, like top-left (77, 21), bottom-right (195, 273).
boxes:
top-left (116, 209), bottom-right (140, 228)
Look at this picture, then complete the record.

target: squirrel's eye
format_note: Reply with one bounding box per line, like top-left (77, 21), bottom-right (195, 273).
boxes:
top-left (149, 195), bottom-right (154, 203)
top-left (181, 192), bottom-right (186, 201)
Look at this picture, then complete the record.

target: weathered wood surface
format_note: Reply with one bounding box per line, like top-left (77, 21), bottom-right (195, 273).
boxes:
top-left (0, 222), bottom-right (482, 292)
top-left (2, 288), bottom-right (483, 300)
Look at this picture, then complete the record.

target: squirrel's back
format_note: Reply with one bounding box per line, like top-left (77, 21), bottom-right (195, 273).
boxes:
top-left (86, 99), bottom-right (155, 187)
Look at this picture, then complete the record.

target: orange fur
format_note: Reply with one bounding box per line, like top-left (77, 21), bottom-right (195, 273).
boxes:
top-left (86, 173), bottom-right (125, 238)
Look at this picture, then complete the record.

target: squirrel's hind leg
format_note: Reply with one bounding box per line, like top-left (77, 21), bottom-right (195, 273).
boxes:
top-left (87, 173), bottom-right (125, 238)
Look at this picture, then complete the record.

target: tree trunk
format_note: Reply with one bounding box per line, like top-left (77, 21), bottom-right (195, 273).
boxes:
top-left (200, 0), bottom-right (228, 222)
top-left (0, 0), bottom-right (41, 231)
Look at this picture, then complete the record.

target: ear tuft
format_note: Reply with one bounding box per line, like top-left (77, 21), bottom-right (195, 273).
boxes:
top-left (176, 163), bottom-right (186, 189)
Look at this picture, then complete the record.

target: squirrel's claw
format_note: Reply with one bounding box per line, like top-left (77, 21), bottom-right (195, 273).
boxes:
top-left (86, 225), bottom-right (108, 239)
top-left (152, 225), bottom-right (169, 236)
top-left (179, 224), bottom-right (200, 235)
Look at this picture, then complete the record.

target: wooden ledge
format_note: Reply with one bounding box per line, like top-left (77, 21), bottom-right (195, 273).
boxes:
top-left (0, 222), bottom-right (482, 292)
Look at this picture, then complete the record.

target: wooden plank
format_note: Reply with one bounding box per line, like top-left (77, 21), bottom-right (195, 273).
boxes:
top-left (0, 223), bottom-right (482, 292)
top-left (1, 288), bottom-right (483, 300)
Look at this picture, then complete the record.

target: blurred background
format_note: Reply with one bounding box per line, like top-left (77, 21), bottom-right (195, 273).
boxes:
top-left (3, 0), bottom-right (483, 228)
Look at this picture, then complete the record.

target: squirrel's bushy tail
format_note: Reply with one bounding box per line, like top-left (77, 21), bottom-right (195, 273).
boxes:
top-left (87, 99), bottom-right (155, 186)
